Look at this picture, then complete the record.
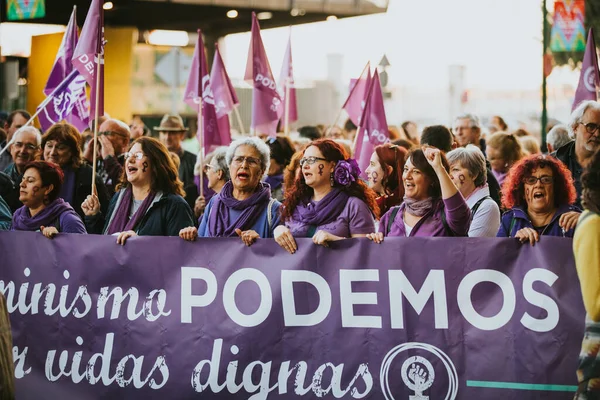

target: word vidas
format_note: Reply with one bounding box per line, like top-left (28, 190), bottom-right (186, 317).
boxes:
top-left (181, 267), bottom-right (560, 333)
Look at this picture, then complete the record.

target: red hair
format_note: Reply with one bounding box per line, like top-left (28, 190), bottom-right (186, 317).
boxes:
top-left (501, 154), bottom-right (577, 209)
top-left (281, 139), bottom-right (379, 220)
top-left (374, 143), bottom-right (407, 199)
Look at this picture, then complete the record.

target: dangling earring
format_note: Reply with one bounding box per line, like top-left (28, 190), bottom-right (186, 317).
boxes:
top-left (330, 173), bottom-right (335, 187)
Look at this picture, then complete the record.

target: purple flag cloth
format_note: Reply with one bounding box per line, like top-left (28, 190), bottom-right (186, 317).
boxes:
top-left (37, 70), bottom-right (90, 134)
top-left (279, 31), bottom-right (298, 125)
top-left (211, 44), bottom-right (239, 119)
top-left (355, 70), bottom-right (390, 178)
top-left (39, 7), bottom-right (90, 132)
top-left (343, 62), bottom-right (371, 126)
top-left (184, 30), bottom-right (231, 152)
top-left (1, 233), bottom-right (584, 399)
top-left (244, 12), bottom-right (283, 137)
top-left (573, 28), bottom-right (600, 111)
top-left (72, 0), bottom-right (104, 118)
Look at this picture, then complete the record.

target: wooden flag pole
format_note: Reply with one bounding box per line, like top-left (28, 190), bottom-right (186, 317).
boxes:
top-left (90, 52), bottom-right (103, 196)
top-left (325, 107), bottom-right (343, 137)
top-left (198, 99), bottom-right (204, 198)
top-left (284, 78), bottom-right (291, 136)
top-left (233, 105), bottom-right (245, 136)
top-left (351, 125), bottom-right (362, 157)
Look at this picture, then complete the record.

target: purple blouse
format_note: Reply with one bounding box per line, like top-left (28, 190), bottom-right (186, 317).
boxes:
top-left (285, 197), bottom-right (375, 238)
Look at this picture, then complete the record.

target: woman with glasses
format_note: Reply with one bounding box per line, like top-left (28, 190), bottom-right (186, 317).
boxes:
top-left (496, 154), bottom-right (581, 244)
top-left (365, 143), bottom-right (407, 215)
top-left (42, 123), bottom-right (110, 220)
top-left (81, 137), bottom-right (195, 245)
top-left (367, 147), bottom-right (471, 242)
top-left (179, 137), bottom-right (281, 244)
top-left (273, 139), bottom-right (378, 254)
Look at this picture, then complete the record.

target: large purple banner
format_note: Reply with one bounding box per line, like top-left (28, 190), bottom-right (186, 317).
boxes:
top-left (0, 232), bottom-right (584, 399)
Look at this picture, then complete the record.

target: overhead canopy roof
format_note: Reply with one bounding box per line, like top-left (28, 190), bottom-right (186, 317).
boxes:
top-left (2, 0), bottom-right (388, 37)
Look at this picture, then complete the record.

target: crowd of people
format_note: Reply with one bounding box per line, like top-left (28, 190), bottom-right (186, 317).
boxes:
top-left (0, 99), bottom-right (600, 398)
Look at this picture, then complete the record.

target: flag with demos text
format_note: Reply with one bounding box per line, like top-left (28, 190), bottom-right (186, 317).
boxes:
top-left (343, 62), bottom-right (371, 127)
top-left (184, 30), bottom-right (230, 152)
top-left (38, 7), bottom-right (90, 132)
top-left (573, 28), bottom-right (600, 110)
top-left (72, 0), bottom-right (104, 118)
top-left (355, 70), bottom-right (389, 178)
top-left (244, 12), bottom-right (282, 137)
top-left (211, 43), bottom-right (239, 120)
top-left (279, 30), bottom-right (298, 125)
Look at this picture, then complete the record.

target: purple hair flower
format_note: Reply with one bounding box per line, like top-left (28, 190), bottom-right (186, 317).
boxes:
top-left (334, 159), bottom-right (361, 187)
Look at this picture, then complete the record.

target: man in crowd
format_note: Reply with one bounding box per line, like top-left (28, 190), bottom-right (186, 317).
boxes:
top-left (0, 126), bottom-right (41, 212)
top-left (130, 116), bottom-right (150, 141)
top-left (554, 100), bottom-right (600, 205)
top-left (0, 109), bottom-right (31, 171)
top-left (155, 114), bottom-right (198, 209)
top-left (85, 118), bottom-right (130, 196)
top-left (546, 124), bottom-right (572, 154)
top-left (451, 113), bottom-right (502, 206)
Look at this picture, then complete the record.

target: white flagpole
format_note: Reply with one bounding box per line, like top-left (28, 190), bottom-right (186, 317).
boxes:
top-left (198, 99), bottom-right (204, 198)
top-left (233, 105), bottom-right (245, 136)
top-left (90, 49), bottom-right (103, 196)
top-left (284, 78), bottom-right (291, 136)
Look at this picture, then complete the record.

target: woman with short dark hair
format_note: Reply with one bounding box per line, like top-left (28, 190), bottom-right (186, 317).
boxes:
top-left (368, 147), bottom-right (471, 241)
top-left (42, 123), bottom-right (109, 219)
top-left (12, 160), bottom-right (86, 237)
top-left (82, 137), bottom-right (195, 245)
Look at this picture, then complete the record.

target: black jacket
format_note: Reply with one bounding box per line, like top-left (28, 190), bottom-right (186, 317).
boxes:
top-left (0, 163), bottom-right (109, 218)
top-left (178, 150), bottom-right (199, 210)
top-left (552, 141), bottom-right (582, 207)
top-left (85, 190), bottom-right (195, 236)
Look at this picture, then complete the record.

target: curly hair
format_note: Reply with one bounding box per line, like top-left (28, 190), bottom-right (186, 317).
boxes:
top-left (281, 139), bottom-right (379, 220)
top-left (501, 154), bottom-right (577, 210)
top-left (375, 143), bottom-right (407, 198)
top-left (41, 123), bottom-right (83, 169)
top-left (283, 150), bottom-right (303, 193)
top-left (582, 148), bottom-right (600, 214)
top-left (117, 137), bottom-right (185, 197)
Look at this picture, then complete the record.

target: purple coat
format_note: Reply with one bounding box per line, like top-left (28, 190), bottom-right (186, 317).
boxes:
top-left (496, 204), bottom-right (581, 238)
top-left (379, 192), bottom-right (471, 237)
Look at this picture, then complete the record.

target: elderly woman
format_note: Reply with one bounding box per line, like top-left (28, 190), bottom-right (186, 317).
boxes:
top-left (446, 145), bottom-right (500, 237)
top-left (12, 161), bottom-right (86, 237)
top-left (368, 147), bottom-right (471, 241)
top-left (496, 154), bottom-right (580, 244)
top-left (365, 143), bottom-right (407, 215)
top-left (574, 148), bottom-right (600, 400)
top-left (42, 123), bottom-right (110, 219)
top-left (193, 147), bottom-right (229, 219)
top-left (82, 137), bottom-right (195, 245)
top-left (486, 132), bottom-right (525, 187)
top-left (273, 139), bottom-right (378, 254)
top-left (179, 137), bottom-right (281, 244)
top-left (265, 135), bottom-right (296, 201)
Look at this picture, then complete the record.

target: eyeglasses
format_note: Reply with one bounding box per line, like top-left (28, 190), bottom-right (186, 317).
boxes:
top-left (124, 151), bottom-right (145, 160)
top-left (99, 131), bottom-right (128, 139)
top-left (299, 156), bottom-right (328, 166)
top-left (232, 156), bottom-right (261, 167)
top-left (13, 142), bottom-right (39, 151)
top-left (579, 122), bottom-right (600, 135)
top-left (523, 175), bottom-right (553, 185)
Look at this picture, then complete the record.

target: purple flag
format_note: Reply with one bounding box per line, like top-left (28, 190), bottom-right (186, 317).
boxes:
top-left (37, 71), bottom-right (90, 133)
top-left (72, 0), bottom-right (104, 118)
top-left (355, 70), bottom-right (389, 178)
top-left (343, 62), bottom-right (371, 126)
top-left (244, 12), bottom-right (283, 137)
top-left (39, 7), bottom-right (90, 132)
top-left (211, 43), bottom-right (239, 119)
top-left (279, 31), bottom-right (298, 124)
top-left (184, 30), bottom-right (231, 152)
top-left (573, 28), bottom-right (600, 110)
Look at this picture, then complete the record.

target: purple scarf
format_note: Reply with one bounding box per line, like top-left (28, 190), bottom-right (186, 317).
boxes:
top-left (12, 198), bottom-right (74, 231)
top-left (265, 174), bottom-right (284, 191)
top-left (492, 169), bottom-right (508, 187)
top-left (292, 188), bottom-right (350, 227)
top-left (106, 188), bottom-right (156, 235)
top-left (403, 196), bottom-right (434, 217)
top-left (207, 181), bottom-right (271, 237)
top-left (59, 167), bottom-right (76, 206)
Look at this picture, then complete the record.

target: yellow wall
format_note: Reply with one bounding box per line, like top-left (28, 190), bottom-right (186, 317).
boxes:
top-left (28, 27), bottom-right (137, 127)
